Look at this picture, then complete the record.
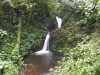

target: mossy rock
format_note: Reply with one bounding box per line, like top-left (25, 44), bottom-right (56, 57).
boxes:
top-left (51, 18), bottom-right (87, 52)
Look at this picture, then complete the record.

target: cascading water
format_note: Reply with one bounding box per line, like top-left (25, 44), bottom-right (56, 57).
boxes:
top-left (34, 32), bottom-right (50, 55)
top-left (33, 16), bottom-right (62, 55)
top-left (21, 16), bottom-right (63, 75)
top-left (56, 16), bottom-right (62, 28)
top-left (42, 32), bottom-right (50, 50)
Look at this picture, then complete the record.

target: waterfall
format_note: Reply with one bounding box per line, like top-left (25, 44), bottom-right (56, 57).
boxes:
top-left (34, 32), bottom-right (50, 55)
top-left (56, 16), bottom-right (62, 28)
top-left (33, 16), bottom-right (62, 55)
top-left (42, 32), bottom-right (50, 50)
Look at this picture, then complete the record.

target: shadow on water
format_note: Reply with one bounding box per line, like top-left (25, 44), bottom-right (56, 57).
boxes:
top-left (19, 51), bottom-right (63, 75)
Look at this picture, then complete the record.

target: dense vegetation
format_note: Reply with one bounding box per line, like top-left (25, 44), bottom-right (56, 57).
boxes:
top-left (0, 0), bottom-right (100, 75)
top-left (0, 0), bottom-right (47, 75)
top-left (50, 0), bottom-right (100, 75)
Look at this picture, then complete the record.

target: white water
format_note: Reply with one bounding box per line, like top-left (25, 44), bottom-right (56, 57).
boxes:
top-left (34, 32), bottom-right (50, 55)
top-left (33, 16), bottom-right (62, 55)
top-left (56, 16), bottom-right (62, 28)
top-left (42, 32), bottom-right (50, 50)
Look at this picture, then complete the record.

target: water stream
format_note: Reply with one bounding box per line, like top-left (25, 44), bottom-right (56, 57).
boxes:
top-left (23, 51), bottom-right (63, 75)
top-left (19, 16), bottom-right (62, 75)
top-left (33, 32), bottom-right (50, 55)
top-left (56, 16), bottom-right (62, 28)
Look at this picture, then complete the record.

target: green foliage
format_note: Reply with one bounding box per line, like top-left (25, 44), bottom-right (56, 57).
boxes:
top-left (0, 29), bottom-right (7, 38)
top-left (0, 59), bottom-right (18, 75)
top-left (0, 0), bottom-right (100, 75)
top-left (0, 22), bottom-right (46, 75)
top-left (0, 0), bottom-right (47, 75)
top-left (50, 32), bottom-right (100, 75)
top-left (51, 0), bottom-right (100, 51)
top-left (2, 0), bottom-right (33, 9)
top-left (0, 29), bottom-right (18, 75)
top-left (50, 0), bottom-right (100, 75)
top-left (63, 0), bottom-right (100, 31)
top-left (20, 22), bottom-right (46, 55)
top-left (51, 17), bottom-right (86, 52)
top-left (45, 0), bottom-right (65, 19)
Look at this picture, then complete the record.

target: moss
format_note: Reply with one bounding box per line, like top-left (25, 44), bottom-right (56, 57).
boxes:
top-left (51, 17), bottom-right (87, 52)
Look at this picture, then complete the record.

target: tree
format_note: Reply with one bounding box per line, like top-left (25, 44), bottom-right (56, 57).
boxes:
top-left (0, 0), bottom-right (34, 74)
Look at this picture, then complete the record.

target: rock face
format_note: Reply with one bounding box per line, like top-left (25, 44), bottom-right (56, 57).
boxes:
top-left (44, 18), bottom-right (55, 31)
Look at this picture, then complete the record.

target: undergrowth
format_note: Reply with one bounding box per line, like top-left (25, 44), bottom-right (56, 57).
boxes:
top-left (50, 31), bottom-right (100, 75)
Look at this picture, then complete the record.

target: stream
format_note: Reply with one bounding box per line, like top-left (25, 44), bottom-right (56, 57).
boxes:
top-left (20, 51), bottom-right (62, 75)
top-left (19, 16), bottom-right (63, 75)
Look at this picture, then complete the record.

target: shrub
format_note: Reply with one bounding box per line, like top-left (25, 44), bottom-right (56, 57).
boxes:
top-left (50, 31), bottom-right (100, 75)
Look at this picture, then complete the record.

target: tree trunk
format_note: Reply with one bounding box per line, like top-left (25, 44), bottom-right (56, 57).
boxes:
top-left (17, 17), bottom-right (22, 52)
top-left (12, 16), bottom-right (22, 63)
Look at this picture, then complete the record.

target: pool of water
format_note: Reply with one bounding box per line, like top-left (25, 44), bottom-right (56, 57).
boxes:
top-left (21, 51), bottom-right (62, 75)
